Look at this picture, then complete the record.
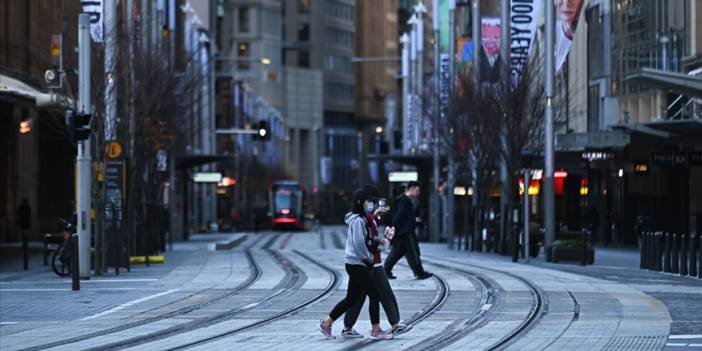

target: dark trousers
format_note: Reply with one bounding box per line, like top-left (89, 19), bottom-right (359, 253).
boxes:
top-left (329, 264), bottom-right (380, 324)
top-left (385, 233), bottom-right (425, 276)
top-left (344, 266), bottom-right (400, 328)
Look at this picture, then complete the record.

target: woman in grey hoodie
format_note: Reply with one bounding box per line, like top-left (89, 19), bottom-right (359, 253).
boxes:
top-left (317, 189), bottom-right (393, 340)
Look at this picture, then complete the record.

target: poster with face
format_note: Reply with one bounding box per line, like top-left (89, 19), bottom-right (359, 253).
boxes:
top-left (477, 18), bottom-right (502, 83)
top-left (555, 0), bottom-right (586, 71)
top-left (481, 18), bottom-right (501, 67)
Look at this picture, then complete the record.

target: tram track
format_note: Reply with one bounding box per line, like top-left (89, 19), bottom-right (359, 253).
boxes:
top-left (162, 249), bottom-right (340, 350)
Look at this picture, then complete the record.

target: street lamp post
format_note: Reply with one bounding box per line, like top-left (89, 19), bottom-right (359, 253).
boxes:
top-left (432, 0), bottom-right (441, 247)
top-left (544, 0), bottom-right (556, 258)
top-left (446, 0), bottom-right (456, 248)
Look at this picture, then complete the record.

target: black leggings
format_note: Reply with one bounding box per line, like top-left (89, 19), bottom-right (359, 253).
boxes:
top-left (329, 264), bottom-right (380, 325)
top-left (344, 266), bottom-right (400, 328)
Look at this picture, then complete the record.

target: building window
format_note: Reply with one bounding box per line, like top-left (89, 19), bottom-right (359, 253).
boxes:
top-left (585, 6), bottom-right (603, 79)
top-left (325, 55), bottom-right (351, 73)
top-left (238, 7), bottom-right (250, 33)
top-left (237, 42), bottom-right (250, 70)
top-left (328, 82), bottom-right (353, 101)
top-left (327, 1), bottom-right (353, 21)
top-left (298, 51), bottom-right (310, 68)
top-left (298, 23), bottom-right (310, 41)
top-left (326, 28), bottom-right (353, 48)
top-left (299, 0), bottom-right (311, 14)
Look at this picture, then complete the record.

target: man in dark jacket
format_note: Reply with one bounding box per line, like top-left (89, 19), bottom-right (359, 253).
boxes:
top-left (384, 182), bottom-right (432, 280)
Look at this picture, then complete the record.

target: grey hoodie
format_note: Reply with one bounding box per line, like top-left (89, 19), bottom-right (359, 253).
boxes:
top-left (344, 212), bottom-right (373, 266)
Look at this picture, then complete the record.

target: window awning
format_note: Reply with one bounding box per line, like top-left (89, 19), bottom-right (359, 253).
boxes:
top-left (0, 74), bottom-right (44, 100)
top-left (626, 67), bottom-right (702, 99)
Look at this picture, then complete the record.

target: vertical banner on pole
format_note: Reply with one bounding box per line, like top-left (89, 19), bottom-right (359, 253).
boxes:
top-left (439, 54), bottom-right (451, 126)
top-left (554, 0), bottom-right (586, 71)
top-left (510, 0), bottom-right (543, 82)
top-left (81, 0), bottom-right (103, 43)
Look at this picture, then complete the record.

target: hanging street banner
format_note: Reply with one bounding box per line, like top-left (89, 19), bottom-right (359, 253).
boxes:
top-left (555, 0), bottom-right (586, 72)
top-left (81, 0), bottom-right (103, 43)
top-left (439, 53), bottom-right (451, 125)
top-left (510, 0), bottom-right (543, 82)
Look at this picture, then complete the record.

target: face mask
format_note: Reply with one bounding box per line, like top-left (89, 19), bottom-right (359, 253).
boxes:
top-left (364, 202), bottom-right (375, 213)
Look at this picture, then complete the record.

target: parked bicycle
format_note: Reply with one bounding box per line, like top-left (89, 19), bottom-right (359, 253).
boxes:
top-left (51, 219), bottom-right (74, 277)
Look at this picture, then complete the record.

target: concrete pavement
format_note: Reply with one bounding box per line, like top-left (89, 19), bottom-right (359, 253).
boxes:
top-left (0, 227), bottom-right (698, 350)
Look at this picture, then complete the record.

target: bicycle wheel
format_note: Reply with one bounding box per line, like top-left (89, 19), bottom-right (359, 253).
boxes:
top-left (51, 248), bottom-right (71, 277)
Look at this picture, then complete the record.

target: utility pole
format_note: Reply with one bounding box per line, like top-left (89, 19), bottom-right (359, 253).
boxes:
top-left (431, 0), bottom-right (441, 247)
top-left (446, 0), bottom-right (456, 248)
top-left (471, 0), bottom-right (481, 251)
top-left (409, 15), bottom-right (417, 155)
top-left (104, 0), bottom-right (116, 141)
top-left (401, 33), bottom-right (410, 155)
top-left (77, 14), bottom-right (92, 279)
top-left (544, 0), bottom-right (556, 258)
top-left (415, 3), bottom-right (427, 154)
top-left (499, 0), bottom-right (511, 254)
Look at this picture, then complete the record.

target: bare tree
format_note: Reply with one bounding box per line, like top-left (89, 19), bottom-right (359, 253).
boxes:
top-left (53, 15), bottom-right (208, 267)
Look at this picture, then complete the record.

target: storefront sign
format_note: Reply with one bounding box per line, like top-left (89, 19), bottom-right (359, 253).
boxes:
top-left (581, 151), bottom-right (614, 161)
top-left (689, 151), bottom-right (702, 167)
top-left (650, 151), bottom-right (701, 168)
top-left (388, 171), bottom-right (418, 182)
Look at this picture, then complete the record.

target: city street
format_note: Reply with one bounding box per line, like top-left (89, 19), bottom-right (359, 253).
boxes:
top-left (2, 227), bottom-right (700, 351)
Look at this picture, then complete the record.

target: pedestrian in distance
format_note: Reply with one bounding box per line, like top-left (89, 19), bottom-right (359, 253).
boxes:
top-left (318, 188), bottom-right (393, 340)
top-left (385, 181), bottom-right (433, 280)
top-left (340, 185), bottom-right (411, 338)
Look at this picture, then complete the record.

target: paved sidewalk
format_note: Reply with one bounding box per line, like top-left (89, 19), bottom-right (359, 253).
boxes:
top-left (0, 232), bottom-right (248, 323)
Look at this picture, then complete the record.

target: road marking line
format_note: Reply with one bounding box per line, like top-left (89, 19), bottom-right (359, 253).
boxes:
top-left (0, 278), bottom-right (159, 285)
top-left (0, 288), bottom-right (159, 292)
top-left (481, 304), bottom-right (492, 311)
top-left (689, 344), bottom-right (702, 347)
top-left (670, 335), bottom-right (702, 340)
top-left (67, 278), bottom-right (159, 283)
top-left (0, 322), bottom-right (19, 325)
top-left (667, 343), bottom-right (689, 347)
top-left (80, 288), bottom-right (180, 321)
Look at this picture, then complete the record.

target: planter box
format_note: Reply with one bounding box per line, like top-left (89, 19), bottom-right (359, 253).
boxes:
top-left (548, 244), bottom-right (595, 264)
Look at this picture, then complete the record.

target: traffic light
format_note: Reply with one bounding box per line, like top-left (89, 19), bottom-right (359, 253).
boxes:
top-left (254, 120), bottom-right (270, 141)
top-left (71, 112), bottom-right (92, 142)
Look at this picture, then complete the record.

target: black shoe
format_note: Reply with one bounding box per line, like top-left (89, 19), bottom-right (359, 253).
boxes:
top-left (415, 272), bottom-right (433, 280)
top-left (387, 272), bottom-right (397, 279)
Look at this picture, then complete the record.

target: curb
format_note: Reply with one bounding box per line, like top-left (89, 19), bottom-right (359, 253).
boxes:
top-left (213, 233), bottom-right (248, 251)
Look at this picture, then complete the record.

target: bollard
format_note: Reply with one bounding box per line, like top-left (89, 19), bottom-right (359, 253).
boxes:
top-left (22, 231), bottom-right (29, 271)
top-left (580, 230), bottom-right (587, 266)
top-left (664, 233), bottom-right (671, 272)
top-left (681, 233), bottom-right (688, 276)
top-left (71, 234), bottom-right (80, 291)
top-left (672, 233), bottom-right (679, 274)
top-left (690, 233), bottom-right (698, 278)
top-left (656, 232), bottom-right (664, 271)
top-left (647, 231), bottom-right (653, 270)
top-left (640, 232), bottom-right (647, 269)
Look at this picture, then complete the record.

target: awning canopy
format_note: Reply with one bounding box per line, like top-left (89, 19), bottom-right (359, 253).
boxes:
top-left (175, 155), bottom-right (231, 170)
top-left (626, 67), bottom-right (702, 99)
top-left (0, 74), bottom-right (44, 100)
top-left (556, 130), bottom-right (631, 151)
top-left (644, 119), bottom-right (702, 137)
